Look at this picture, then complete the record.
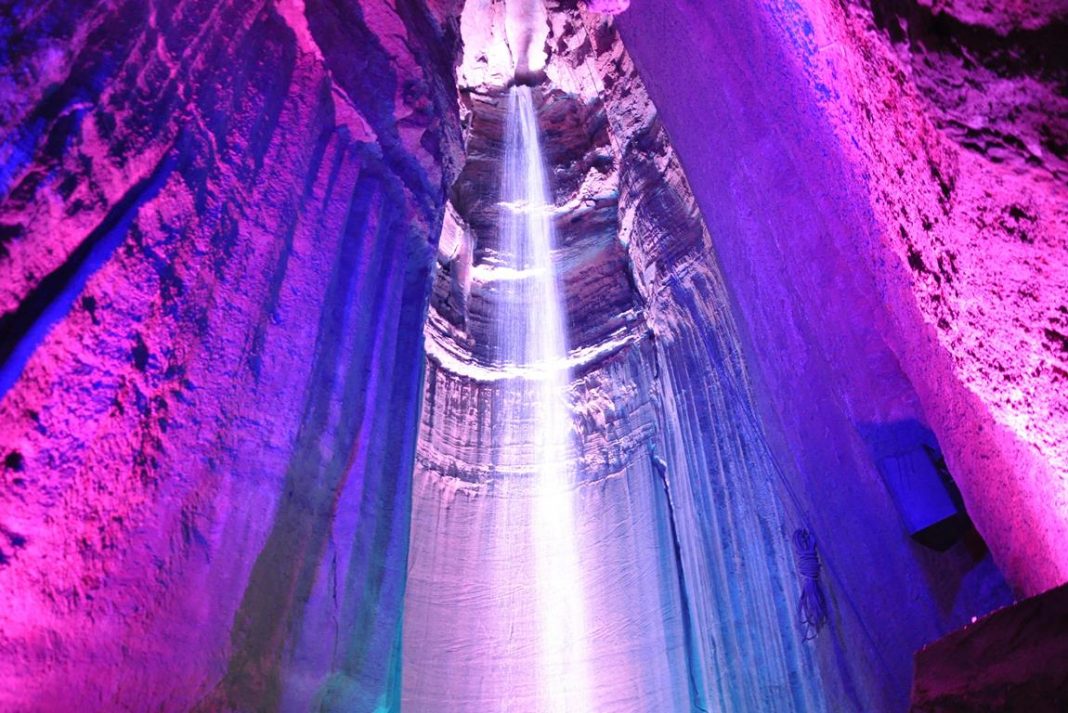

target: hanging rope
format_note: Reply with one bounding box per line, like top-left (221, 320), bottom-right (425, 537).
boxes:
top-left (792, 528), bottom-right (828, 641)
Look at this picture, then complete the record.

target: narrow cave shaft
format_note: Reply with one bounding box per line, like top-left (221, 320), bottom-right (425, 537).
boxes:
top-left (6, 0), bottom-right (1060, 708)
top-left (402, 83), bottom-right (694, 710)
top-left (403, 10), bottom-right (837, 704)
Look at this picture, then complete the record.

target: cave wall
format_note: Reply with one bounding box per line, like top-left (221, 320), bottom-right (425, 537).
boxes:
top-left (618, 0), bottom-right (1067, 596)
top-left (0, 0), bottom-right (462, 710)
top-left (403, 60), bottom-right (698, 709)
top-left (401, 0), bottom-right (974, 709)
top-left (1, 0), bottom-right (1061, 710)
top-left (544, 16), bottom-right (839, 710)
top-left (613, 0), bottom-right (1065, 706)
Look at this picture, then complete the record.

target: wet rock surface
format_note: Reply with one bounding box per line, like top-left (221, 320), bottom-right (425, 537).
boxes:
top-left (406, 3), bottom-right (829, 711)
top-left (618, 0), bottom-right (1062, 708)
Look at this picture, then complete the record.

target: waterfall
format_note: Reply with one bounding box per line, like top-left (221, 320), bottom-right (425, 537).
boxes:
top-left (497, 85), bottom-right (593, 712)
top-left (403, 86), bottom-right (692, 712)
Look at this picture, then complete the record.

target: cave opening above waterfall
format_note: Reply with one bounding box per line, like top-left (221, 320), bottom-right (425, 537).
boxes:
top-left (1, 0), bottom-right (1066, 711)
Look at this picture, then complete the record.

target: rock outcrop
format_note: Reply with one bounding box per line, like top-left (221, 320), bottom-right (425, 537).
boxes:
top-left (617, 0), bottom-right (1064, 706)
top-left (911, 582), bottom-right (1068, 711)
top-left (0, 0), bottom-right (462, 709)
top-left (618, 0), bottom-right (1068, 593)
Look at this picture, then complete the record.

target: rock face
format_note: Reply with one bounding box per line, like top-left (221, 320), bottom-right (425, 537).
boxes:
top-left (618, 0), bottom-right (1068, 597)
top-left (911, 582), bottom-right (1068, 711)
top-left (0, 0), bottom-right (1061, 711)
top-left (404, 81), bottom-right (700, 710)
top-left (0, 0), bottom-right (462, 710)
top-left (404, 2), bottom-right (1008, 711)
top-left (869, 0), bottom-right (1068, 180)
top-left (616, 0), bottom-right (1065, 706)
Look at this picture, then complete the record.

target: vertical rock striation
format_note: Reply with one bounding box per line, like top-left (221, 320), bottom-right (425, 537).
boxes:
top-left (0, 0), bottom-right (462, 710)
top-left (616, 0), bottom-right (1061, 708)
top-left (405, 81), bottom-right (694, 710)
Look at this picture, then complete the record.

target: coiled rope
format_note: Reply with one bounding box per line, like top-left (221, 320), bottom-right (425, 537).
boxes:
top-left (792, 528), bottom-right (828, 641)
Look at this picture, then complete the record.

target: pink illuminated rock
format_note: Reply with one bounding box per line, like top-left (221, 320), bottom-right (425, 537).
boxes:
top-left (585, 0), bottom-right (630, 15)
top-left (1, 0), bottom-right (1059, 710)
top-left (617, 0), bottom-right (1068, 599)
top-left (0, 0), bottom-right (462, 710)
top-left (911, 582), bottom-right (1068, 711)
top-left (617, 0), bottom-right (1061, 706)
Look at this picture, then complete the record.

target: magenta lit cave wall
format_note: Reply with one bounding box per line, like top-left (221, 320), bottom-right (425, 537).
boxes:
top-left (0, 0), bottom-right (1065, 711)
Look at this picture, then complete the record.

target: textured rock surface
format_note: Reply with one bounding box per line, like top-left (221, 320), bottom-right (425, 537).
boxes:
top-left (0, 0), bottom-right (461, 710)
top-left (405, 55), bottom-right (696, 710)
top-left (617, 0), bottom-right (1063, 707)
top-left (402, 1), bottom-right (994, 710)
top-left (619, 0), bottom-right (1068, 598)
top-left (0, 0), bottom-right (1059, 710)
top-left (869, 0), bottom-right (1068, 179)
top-left (911, 582), bottom-right (1068, 711)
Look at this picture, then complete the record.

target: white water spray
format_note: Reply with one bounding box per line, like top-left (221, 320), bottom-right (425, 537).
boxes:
top-left (498, 85), bottom-right (594, 712)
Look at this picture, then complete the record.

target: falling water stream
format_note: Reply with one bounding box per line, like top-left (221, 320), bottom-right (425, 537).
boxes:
top-left (497, 85), bottom-right (593, 711)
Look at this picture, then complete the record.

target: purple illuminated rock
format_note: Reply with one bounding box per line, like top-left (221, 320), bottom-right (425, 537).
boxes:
top-left (0, 0), bottom-right (462, 709)
top-left (0, 0), bottom-right (1062, 710)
